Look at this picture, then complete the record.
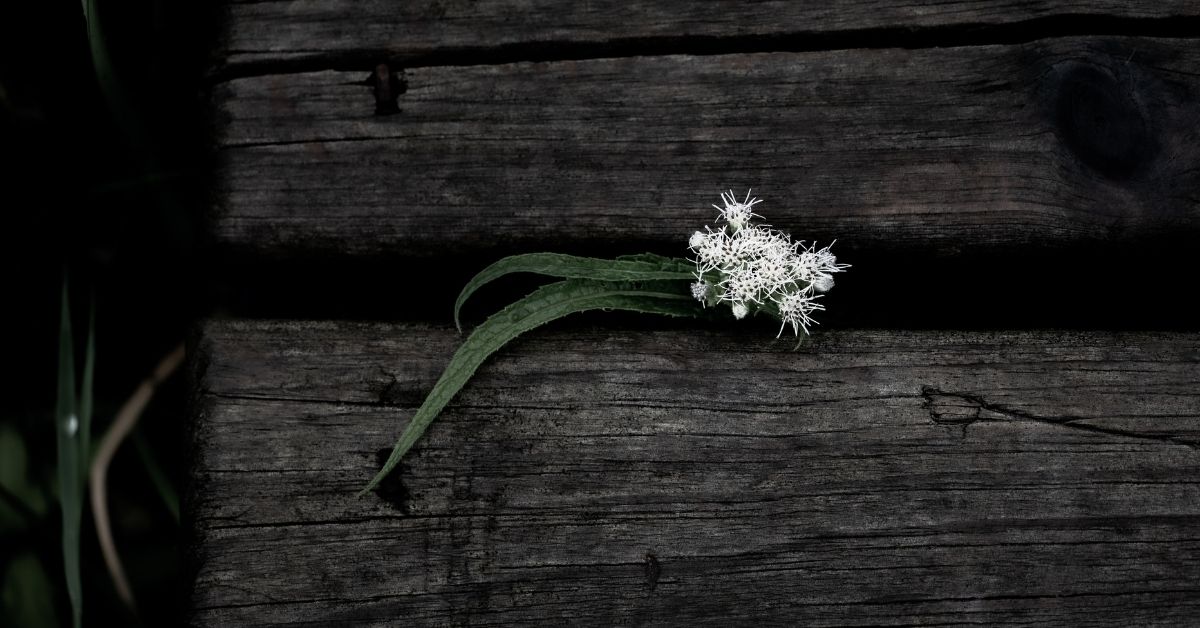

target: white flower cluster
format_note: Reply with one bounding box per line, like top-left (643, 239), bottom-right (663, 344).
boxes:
top-left (687, 190), bottom-right (848, 336)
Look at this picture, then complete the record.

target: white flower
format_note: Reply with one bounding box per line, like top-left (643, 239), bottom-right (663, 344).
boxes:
top-left (776, 291), bottom-right (825, 336)
top-left (797, 243), bottom-right (848, 278)
top-left (713, 189), bottom-right (762, 232)
top-left (721, 271), bottom-right (768, 305)
top-left (687, 228), bottom-right (727, 272)
top-left (65, 414), bottom-right (78, 437)
top-left (687, 190), bottom-right (847, 335)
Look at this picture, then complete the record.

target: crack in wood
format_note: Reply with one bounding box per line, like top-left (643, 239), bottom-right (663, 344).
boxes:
top-left (921, 385), bottom-right (1198, 450)
top-left (193, 590), bottom-right (412, 612)
top-left (203, 390), bottom-right (415, 409)
top-left (199, 514), bottom-right (415, 530)
top-left (202, 389), bottom-right (908, 414)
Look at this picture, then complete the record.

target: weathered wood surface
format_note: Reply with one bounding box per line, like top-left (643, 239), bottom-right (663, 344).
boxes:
top-left (218, 1), bottom-right (1200, 70)
top-left (213, 36), bottom-right (1200, 259)
top-left (189, 320), bottom-right (1200, 626)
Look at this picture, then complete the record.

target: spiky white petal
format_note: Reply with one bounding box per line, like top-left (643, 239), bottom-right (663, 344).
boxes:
top-left (713, 189), bottom-right (763, 232)
top-left (776, 291), bottom-right (826, 336)
top-left (687, 190), bottom-right (847, 335)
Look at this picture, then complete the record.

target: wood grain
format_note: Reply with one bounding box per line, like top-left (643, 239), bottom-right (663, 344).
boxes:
top-left (212, 36), bottom-right (1200, 260)
top-left (189, 320), bottom-right (1200, 626)
top-left (217, 0), bottom-right (1200, 70)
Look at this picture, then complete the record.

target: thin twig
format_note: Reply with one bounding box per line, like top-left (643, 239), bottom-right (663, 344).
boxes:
top-left (89, 343), bottom-right (185, 613)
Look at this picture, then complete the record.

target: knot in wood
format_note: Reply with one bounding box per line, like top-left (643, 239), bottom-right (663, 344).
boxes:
top-left (366, 63), bottom-right (405, 116)
top-left (643, 552), bottom-right (661, 591)
top-left (1053, 61), bottom-right (1157, 180)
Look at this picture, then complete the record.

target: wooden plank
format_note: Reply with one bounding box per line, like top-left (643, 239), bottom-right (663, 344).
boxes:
top-left (189, 320), bottom-right (1200, 625)
top-left (218, 0), bottom-right (1200, 70)
top-left (212, 37), bottom-right (1200, 260)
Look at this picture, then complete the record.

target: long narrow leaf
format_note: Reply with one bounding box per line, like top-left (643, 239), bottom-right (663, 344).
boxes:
top-left (364, 279), bottom-right (701, 494)
top-left (615, 253), bottom-right (684, 264)
top-left (55, 280), bottom-right (83, 628)
top-left (84, 0), bottom-right (124, 138)
top-left (453, 253), bottom-right (695, 331)
top-left (80, 301), bottom-right (95, 477)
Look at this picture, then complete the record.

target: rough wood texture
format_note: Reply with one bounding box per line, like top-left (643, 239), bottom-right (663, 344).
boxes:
top-left (213, 36), bottom-right (1200, 259)
top-left (189, 321), bottom-right (1200, 626)
top-left (218, 1), bottom-right (1200, 69)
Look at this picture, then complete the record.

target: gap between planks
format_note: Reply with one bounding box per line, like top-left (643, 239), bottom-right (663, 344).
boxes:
top-left (211, 13), bottom-right (1200, 82)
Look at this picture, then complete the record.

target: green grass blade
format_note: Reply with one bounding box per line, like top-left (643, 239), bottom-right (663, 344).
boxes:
top-left (56, 280), bottom-right (76, 439)
top-left (55, 280), bottom-right (83, 628)
top-left (364, 279), bottom-right (701, 495)
top-left (84, 0), bottom-right (120, 126)
top-left (453, 253), bottom-right (695, 331)
top-left (79, 300), bottom-right (95, 479)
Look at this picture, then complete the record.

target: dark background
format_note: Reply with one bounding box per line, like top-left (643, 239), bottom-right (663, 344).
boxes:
top-left (2, 0), bottom-right (215, 625)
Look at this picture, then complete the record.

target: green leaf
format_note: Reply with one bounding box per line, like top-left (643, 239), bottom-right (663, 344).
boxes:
top-left (80, 301), bottom-right (94, 482)
top-left (84, 0), bottom-right (118, 118)
top-left (364, 279), bottom-right (702, 495)
top-left (55, 280), bottom-right (83, 628)
top-left (453, 253), bottom-right (695, 331)
top-left (615, 253), bottom-right (682, 264)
